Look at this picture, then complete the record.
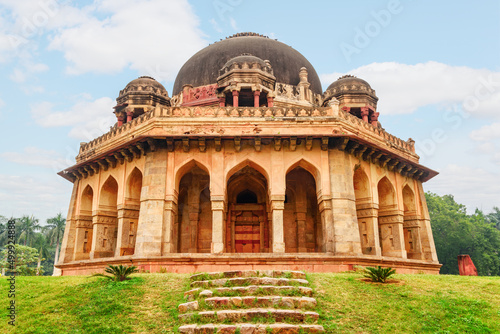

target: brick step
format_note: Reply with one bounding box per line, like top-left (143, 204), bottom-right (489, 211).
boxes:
top-left (179, 296), bottom-right (317, 313)
top-left (191, 277), bottom-right (309, 288)
top-left (190, 270), bottom-right (306, 281)
top-left (184, 285), bottom-right (313, 301)
top-left (178, 308), bottom-right (319, 323)
top-left (179, 323), bottom-right (325, 333)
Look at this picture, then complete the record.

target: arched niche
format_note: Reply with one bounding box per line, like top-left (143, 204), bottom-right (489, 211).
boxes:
top-left (353, 168), bottom-right (379, 255)
top-left (74, 185), bottom-right (94, 260)
top-left (377, 176), bottom-right (405, 258)
top-left (226, 165), bottom-right (269, 253)
top-left (93, 176), bottom-right (119, 259)
top-left (119, 168), bottom-right (143, 256)
top-left (402, 184), bottom-right (423, 259)
top-left (177, 165), bottom-right (211, 253)
top-left (284, 166), bottom-right (321, 253)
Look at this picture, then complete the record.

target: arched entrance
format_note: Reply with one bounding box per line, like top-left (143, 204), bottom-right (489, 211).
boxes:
top-left (226, 166), bottom-right (269, 253)
top-left (284, 166), bottom-right (321, 252)
top-left (177, 165), bottom-right (212, 253)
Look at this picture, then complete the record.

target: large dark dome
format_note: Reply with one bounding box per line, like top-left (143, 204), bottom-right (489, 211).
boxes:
top-left (172, 33), bottom-right (322, 95)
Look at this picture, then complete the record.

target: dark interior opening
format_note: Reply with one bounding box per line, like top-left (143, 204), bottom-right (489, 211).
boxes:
top-left (236, 189), bottom-right (258, 203)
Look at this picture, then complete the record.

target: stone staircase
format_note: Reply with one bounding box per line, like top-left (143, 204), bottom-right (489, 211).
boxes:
top-left (178, 270), bottom-right (325, 333)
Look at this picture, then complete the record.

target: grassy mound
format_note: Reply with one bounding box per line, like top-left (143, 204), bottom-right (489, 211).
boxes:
top-left (1, 272), bottom-right (499, 333)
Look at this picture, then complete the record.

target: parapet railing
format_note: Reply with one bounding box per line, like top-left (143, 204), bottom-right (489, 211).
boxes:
top-left (78, 106), bottom-right (415, 159)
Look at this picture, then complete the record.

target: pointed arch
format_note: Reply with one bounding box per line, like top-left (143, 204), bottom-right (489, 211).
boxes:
top-left (353, 168), bottom-right (378, 255)
top-left (284, 165), bottom-right (321, 253)
top-left (175, 159), bottom-right (210, 191)
top-left (99, 176), bottom-right (119, 209)
top-left (285, 158), bottom-right (321, 194)
top-left (126, 167), bottom-right (143, 203)
top-left (377, 176), bottom-right (396, 209)
top-left (402, 184), bottom-right (416, 214)
top-left (225, 158), bottom-right (270, 185)
top-left (80, 185), bottom-right (94, 215)
top-left (176, 159), bottom-right (211, 253)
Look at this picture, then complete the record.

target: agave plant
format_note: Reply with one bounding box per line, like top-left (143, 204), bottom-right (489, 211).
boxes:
top-left (362, 266), bottom-right (396, 283)
top-left (92, 264), bottom-right (139, 281)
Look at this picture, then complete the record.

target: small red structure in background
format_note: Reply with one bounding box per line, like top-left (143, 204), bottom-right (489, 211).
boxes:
top-left (457, 254), bottom-right (478, 276)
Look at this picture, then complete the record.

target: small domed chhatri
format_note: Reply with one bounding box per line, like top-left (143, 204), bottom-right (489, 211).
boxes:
top-left (56, 32), bottom-right (440, 277)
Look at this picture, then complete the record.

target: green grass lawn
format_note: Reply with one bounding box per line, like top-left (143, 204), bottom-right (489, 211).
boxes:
top-left (1, 272), bottom-right (499, 333)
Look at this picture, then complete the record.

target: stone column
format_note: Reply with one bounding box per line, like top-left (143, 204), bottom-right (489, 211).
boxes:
top-left (211, 199), bottom-right (226, 253)
top-left (134, 147), bottom-right (167, 257)
top-left (267, 96), bottom-right (274, 108)
top-left (115, 113), bottom-right (124, 127)
top-left (378, 212), bottom-right (406, 258)
top-left (356, 203), bottom-right (382, 256)
top-left (329, 150), bottom-right (363, 255)
top-left (416, 182), bottom-right (439, 262)
top-left (218, 96), bottom-right (226, 107)
top-left (162, 197), bottom-right (177, 254)
top-left (318, 197), bottom-right (334, 253)
top-left (360, 107), bottom-right (369, 123)
top-left (126, 110), bottom-right (133, 123)
top-left (90, 213), bottom-right (118, 259)
top-left (271, 196), bottom-right (285, 253)
top-left (73, 217), bottom-right (93, 260)
top-left (232, 90), bottom-right (239, 107)
top-left (370, 111), bottom-right (380, 127)
top-left (295, 186), bottom-right (307, 252)
top-left (187, 178), bottom-right (200, 253)
top-left (253, 90), bottom-right (261, 107)
top-left (114, 207), bottom-right (139, 257)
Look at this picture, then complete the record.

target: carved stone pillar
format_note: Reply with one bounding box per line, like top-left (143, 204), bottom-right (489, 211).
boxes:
top-left (218, 96), bottom-right (226, 107)
top-left (232, 90), bottom-right (239, 107)
top-left (211, 200), bottom-right (226, 253)
top-left (162, 197), bottom-right (177, 254)
top-left (271, 197), bottom-right (285, 253)
top-left (360, 107), bottom-right (369, 123)
top-left (116, 113), bottom-right (124, 127)
top-left (90, 213), bottom-right (118, 259)
top-left (378, 211), bottom-right (407, 258)
top-left (73, 216), bottom-right (93, 260)
top-left (355, 203), bottom-right (381, 256)
top-left (126, 109), bottom-right (133, 123)
top-left (267, 96), bottom-right (274, 108)
top-left (115, 207), bottom-right (139, 257)
top-left (253, 90), bottom-right (261, 107)
top-left (370, 111), bottom-right (380, 127)
top-left (318, 197), bottom-right (334, 253)
top-left (295, 186), bottom-right (307, 252)
top-left (403, 215), bottom-right (424, 260)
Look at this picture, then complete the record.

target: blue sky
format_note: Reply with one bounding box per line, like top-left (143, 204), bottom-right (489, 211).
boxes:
top-left (0, 0), bottom-right (499, 224)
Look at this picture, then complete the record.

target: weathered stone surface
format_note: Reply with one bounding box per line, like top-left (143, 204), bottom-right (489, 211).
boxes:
top-left (184, 288), bottom-right (200, 301)
top-left (198, 311), bottom-right (216, 321)
top-left (199, 289), bottom-right (213, 298)
top-left (178, 301), bottom-right (199, 313)
top-left (268, 323), bottom-right (300, 333)
top-left (213, 278), bottom-right (228, 286)
top-left (301, 325), bottom-right (325, 332)
top-left (205, 297), bottom-right (230, 308)
top-left (178, 324), bottom-right (197, 334)
top-left (217, 310), bottom-right (242, 322)
top-left (298, 286), bottom-right (313, 296)
top-left (191, 280), bottom-right (210, 288)
top-left (216, 325), bottom-right (237, 333)
top-left (281, 297), bottom-right (296, 309)
top-left (299, 297), bottom-right (317, 309)
top-left (240, 324), bottom-right (257, 334)
top-left (230, 296), bottom-right (242, 307)
top-left (261, 277), bottom-right (278, 285)
top-left (304, 311), bottom-right (320, 321)
top-left (196, 324), bottom-right (215, 334)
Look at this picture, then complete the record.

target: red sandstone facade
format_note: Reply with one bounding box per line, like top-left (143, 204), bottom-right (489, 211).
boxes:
top-left (56, 33), bottom-right (440, 276)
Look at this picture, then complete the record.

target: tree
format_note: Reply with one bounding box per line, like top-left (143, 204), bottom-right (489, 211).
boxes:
top-left (0, 244), bottom-right (41, 276)
top-left (486, 207), bottom-right (500, 230)
top-left (32, 233), bottom-right (51, 276)
top-left (45, 213), bottom-right (66, 270)
top-left (17, 215), bottom-right (41, 247)
top-left (426, 192), bottom-right (500, 276)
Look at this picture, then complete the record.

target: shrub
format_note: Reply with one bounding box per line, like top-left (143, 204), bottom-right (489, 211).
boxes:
top-left (362, 266), bottom-right (396, 283)
top-left (92, 264), bottom-right (139, 282)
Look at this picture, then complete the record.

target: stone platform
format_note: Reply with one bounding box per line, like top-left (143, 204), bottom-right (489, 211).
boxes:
top-left (56, 253), bottom-right (441, 276)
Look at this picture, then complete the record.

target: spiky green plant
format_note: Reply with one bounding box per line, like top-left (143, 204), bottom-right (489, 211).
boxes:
top-left (362, 266), bottom-right (396, 283)
top-left (92, 264), bottom-right (139, 281)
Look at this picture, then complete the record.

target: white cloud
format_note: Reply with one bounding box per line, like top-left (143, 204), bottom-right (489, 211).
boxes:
top-left (9, 61), bottom-right (49, 83)
top-left (469, 122), bottom-right (500, 142)
top-left (30, 96), bottom-right (116, 141)
top-left (425, 164), bottom-right (500, 214)
top-left (321, 62), bottom-right (500, 118)
top-left (1, 147), bottom-right (72, 170)
top-left (0, 173), bottom-right (73, 223)
top-left (48, 0), bottom-right (207, 82)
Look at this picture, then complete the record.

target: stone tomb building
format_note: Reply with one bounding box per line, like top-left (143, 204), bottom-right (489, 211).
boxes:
top-left (56, 33), bottom-right (440, 275)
